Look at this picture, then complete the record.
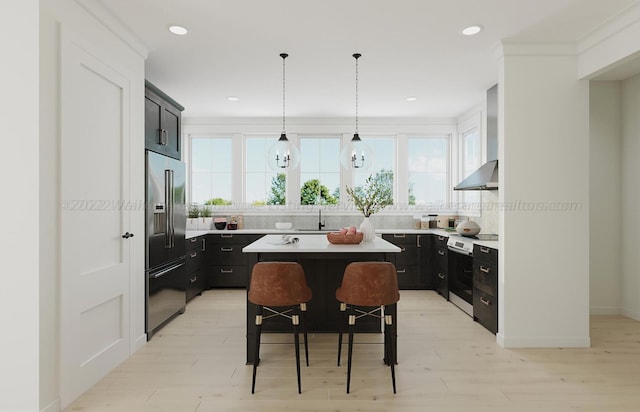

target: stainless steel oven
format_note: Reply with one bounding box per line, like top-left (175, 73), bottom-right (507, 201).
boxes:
top-left (446, 234), bottom-right (498, 317)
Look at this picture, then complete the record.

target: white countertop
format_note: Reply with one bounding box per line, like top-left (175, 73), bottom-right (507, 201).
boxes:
top-left (186, 228), bottom-right (499, 251)
top-left (242, 234), bottom-right (401, 253)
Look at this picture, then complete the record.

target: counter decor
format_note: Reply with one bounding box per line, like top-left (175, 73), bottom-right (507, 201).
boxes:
top-left (346, 173), bottom-right (392, 242)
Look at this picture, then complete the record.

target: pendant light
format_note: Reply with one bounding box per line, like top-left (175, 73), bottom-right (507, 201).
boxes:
top-left (341, 53), bottom-right (370, 170)
top-left (268, 52), bottom-right (299, 170)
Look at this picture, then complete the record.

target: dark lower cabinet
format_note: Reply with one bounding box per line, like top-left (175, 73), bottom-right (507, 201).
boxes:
top-left (432, 234), bottom-right (449, 299)
top-left (206, 233), bottom-right (262, 287)
top-left (473, 244), bottom-right (498, 334)
top-left (185, 235), bottom-right (206, 302)
top-left (382, 233), bottom-right (432, 289)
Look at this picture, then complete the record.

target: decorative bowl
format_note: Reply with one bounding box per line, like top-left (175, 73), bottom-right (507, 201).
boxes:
top-left (326, 232), bottom-right (364, 244)
top-left (275, 222), bottom-right (293, 230)
top-left (214, 221), bottom-right (227, 230)
top-left (456, 219), bottom-right (480, 237)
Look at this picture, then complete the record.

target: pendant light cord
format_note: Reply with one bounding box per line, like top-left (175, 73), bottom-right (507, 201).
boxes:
top-left (280, 53), bottom-right (288, 135)
top-left (353, 53), bottom-right (361, 134)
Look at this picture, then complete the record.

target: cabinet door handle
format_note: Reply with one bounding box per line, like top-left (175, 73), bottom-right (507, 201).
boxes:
top-left (438, 235), bottom-right (445, 241)
top-left (190, 252), bottom-right (197, 258)
top-left (438, 273), bottom-right (446, 279)
top-left (417, 236), bottom-right (421, 247)
top-left (400, 247), bottom-right (406, 252)
top-left (480, 297), bottom-right (491, 306)
top-left (479, 247), bottom-right (490, 254)
top-left (220, 269), bottom-right (233, 274)
top-left (393, 234), bottom-right (406, 238)
top-left (201, 238), bottom-right (206, 252)
top-left (220, 247), bottom-right (233, 252)
top-left (190, 276), bottom-right (197, 283)
top-left (438, 250), bottom-right (445, 256)
top-left (158, 128), bottom-right (168, 145)
top-left (480, 266), bottom-right (490, 274)
top-left (396, 269), bottom-right (406, 274)
top-left (190, 237), bottom-right (197, 243)
top-left (221, 234), bottom-right (233, 238)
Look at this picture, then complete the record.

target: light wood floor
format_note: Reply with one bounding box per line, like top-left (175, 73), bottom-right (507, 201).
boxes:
top-left (65, 290), bottom-right (640, 411)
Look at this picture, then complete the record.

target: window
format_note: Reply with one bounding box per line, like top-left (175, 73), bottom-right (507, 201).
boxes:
top-left (407, 136), bottom-right (449, 205)
top-left (299, 136), bottom-right (340, 205)
top-left (354, 136), bottom-right (395, 204)
top-left (190, 137), bottom-right (232, 205)
top-left (245, 136), bottom-right (284, 206)
top-left (461, 127), bottom-right (482, 208)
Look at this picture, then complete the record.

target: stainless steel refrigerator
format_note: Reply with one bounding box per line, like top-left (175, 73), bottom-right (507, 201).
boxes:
top-left (145, 150), bottom-right (186, 339)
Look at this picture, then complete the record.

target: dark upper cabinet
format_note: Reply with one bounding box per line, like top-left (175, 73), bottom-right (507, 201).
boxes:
top-left (145, 80), bottom-right (184, 160)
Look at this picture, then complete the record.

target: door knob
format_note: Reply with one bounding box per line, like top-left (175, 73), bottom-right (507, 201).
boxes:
top-left (122, 232), bottom-right (134, 239)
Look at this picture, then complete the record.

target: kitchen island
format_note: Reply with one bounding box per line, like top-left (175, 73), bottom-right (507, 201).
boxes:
top-left (242, 234), bottom-right (401, 364)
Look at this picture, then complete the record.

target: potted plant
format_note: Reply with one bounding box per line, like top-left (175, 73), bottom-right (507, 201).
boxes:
top-left (345, 172), bottom-right (393, 242)
top-left (186, 204), bottom-right (200, 230)
top-left (198, 205), bottom-right (213, 230)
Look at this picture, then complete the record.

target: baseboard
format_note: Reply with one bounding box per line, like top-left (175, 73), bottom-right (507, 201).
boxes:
top-left (41, 398), bottom-right (60, 412)
top-left (134, 333), bottom-right (147, 352)
top-left (496, 333), bottom-right (590, 348)
top-left (622, 307), bottom-right (640, 321)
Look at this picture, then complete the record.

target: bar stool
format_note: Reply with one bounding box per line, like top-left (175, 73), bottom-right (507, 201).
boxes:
top-left (248, 262), bottom-right (312, 394)
top-left (336, 261), bottom-right (400, 394)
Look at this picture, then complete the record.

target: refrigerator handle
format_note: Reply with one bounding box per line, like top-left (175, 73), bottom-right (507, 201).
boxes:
top-left (164, 169), bottom-right (172, 248)
top-left (169, 169), bottom-right (175, 248)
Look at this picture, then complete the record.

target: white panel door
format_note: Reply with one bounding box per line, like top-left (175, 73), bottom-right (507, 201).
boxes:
top-left (59, 28), bottom-right (132, 406)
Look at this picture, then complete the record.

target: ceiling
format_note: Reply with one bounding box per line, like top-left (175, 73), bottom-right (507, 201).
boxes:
top-left (100, 0), bottom-right (638, 119)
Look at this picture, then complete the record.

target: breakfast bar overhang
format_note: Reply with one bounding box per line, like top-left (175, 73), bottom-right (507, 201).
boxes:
top-left (242, 234), bottom-right (401, 364)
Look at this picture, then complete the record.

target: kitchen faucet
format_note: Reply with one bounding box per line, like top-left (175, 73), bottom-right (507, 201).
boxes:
top-left (318, 209), bottom-right (325, 231)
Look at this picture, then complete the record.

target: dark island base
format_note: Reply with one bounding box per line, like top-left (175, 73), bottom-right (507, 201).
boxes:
top-left (245, 252), bottom-right (397, 365)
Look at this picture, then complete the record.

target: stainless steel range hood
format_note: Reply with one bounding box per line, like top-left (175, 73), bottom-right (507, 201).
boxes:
top-left (454, 159), bottom-right (498, 190)
top-left (454, 84), bottom-right (499, 191)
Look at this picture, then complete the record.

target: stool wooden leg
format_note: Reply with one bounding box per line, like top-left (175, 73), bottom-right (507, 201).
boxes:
top-left (300, 302), bottom-right (309, 367)
top-left (337, 302), bottom-right (346, 366)
top-left (292, 307), bottom-right (302, 394)
top-left (385, 313), bottom-right (396, 394)
top-left (346, 306), bottom-right (356, 394)
top-left (251, 305), bottom-right (264, 394)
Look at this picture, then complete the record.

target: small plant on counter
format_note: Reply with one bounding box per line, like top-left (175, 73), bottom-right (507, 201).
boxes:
top-left (345, 172), bottom-right (393, 217)
top-left (187, 204), bottom-right (200, 219)
top-left (200, 206), bottom-right (212, 218)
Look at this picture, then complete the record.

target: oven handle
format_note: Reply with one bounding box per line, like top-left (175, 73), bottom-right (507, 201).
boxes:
top-left (447, 245), bottom-right (472, 256)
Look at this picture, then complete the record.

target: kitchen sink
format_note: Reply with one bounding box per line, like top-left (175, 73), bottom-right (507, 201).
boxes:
top-left (294, 228), bottom-right (340, 232)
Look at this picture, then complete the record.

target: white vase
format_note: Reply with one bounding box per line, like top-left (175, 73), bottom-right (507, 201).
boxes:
top-left (359, 217), bottom-right (376, 242)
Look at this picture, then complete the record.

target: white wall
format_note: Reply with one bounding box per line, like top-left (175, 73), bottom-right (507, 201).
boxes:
top-left (621, 72), bottom-right (640, 320)
top-left (498, 45), bottom-right (590, 347)
top-left (589, 81), bottom-right (623, 315)
top-left (0, 1), bottom-right (40, 411)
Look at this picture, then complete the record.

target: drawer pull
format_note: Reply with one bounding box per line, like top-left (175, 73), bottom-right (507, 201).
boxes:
top-left (417, 236), bottom-right (421, 247)
top-left (400, 247), bottom-right (406, 252)
top-left (438, 250), bottom-right (445, 256)
top-left (190, 252), bottom-right (197, 258)
top-left (221, 234), bottom-right (234, 238)
top-left (220, 269), bottom-right (234, 274)
top-left (479, 247), bottom-right (490, 254)
top-left (438, 273), bottom-right (446, 279)
top-left (396, 269), bottom-right (406, 274)
top-left (190, 276), bottom-right (197, 283)
top-left (393, 234), bottom-right (406, 238)
top-left (438, 235), bottom-right (445, 241)
top-left (480, 266), bottom-right (490, 274)
top-left (190, 238), bottom-right (197, 243)
top-left (480, 297), bottom-right (491, 306)
top-left (220, 247), bottom-right (233, 252)
top-left (201, 239), bottom-right (206, 251)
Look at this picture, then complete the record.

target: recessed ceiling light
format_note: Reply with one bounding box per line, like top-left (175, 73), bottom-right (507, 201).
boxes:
top-left (406, 96), bottom-right (417, 102)
top-left (168, 25), bottom-right (188, 35)
top-left (461, 25), bottom-right (483, 36)
top-left (226, 96), bottom-right (239, 102)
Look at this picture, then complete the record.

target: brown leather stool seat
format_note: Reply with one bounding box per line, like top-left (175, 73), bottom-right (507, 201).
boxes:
top-left (336, 261), bottom-right (400, 393)
top-left (248, 262), bottom-right (312, 394)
